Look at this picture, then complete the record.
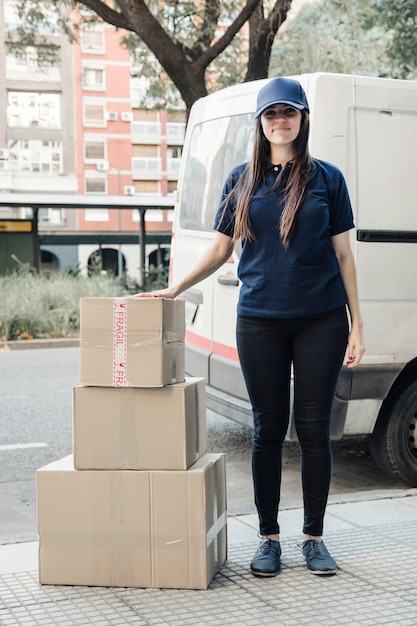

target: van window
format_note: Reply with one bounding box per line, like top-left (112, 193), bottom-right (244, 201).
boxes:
top-left (180, 113), bottom-right (254, 231)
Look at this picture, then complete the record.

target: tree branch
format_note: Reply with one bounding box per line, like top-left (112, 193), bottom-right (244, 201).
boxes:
top-left (78, 0), bottom-right (132, 30)
top-left (245, 0), bottom-right (292, 80)
top-left (260, 0), bottom-right (292, 38)
top-left (194, 0), bottom-right (221, 51)
top-left (193, 0), bottom-right (261, 69)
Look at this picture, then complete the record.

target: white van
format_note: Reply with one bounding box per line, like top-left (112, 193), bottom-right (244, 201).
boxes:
top-left (169, 72), bottom-right (417, 486)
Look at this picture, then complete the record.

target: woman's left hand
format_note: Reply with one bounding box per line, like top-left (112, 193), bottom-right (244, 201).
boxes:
top-left (346, 326), bottom-right (365, 369)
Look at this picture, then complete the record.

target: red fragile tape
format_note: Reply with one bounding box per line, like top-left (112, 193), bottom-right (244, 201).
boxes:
top-left (112, 297), bottom-right (129, 387)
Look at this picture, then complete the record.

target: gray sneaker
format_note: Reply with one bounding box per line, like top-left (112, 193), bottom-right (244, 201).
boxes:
top-left (301, 539), bottom-right (337, 575)
top-left (250, 538), bottom-right (281, 577)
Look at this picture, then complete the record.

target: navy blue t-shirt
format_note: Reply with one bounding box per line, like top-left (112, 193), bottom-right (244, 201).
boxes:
top-left (213, 158), bottom-right (355, 318)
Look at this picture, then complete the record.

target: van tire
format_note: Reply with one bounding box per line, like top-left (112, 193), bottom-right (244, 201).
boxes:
top-left (370, 381), bottom-right (417, 487)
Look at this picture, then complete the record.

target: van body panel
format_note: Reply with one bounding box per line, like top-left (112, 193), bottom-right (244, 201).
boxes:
top-left (344, 399), bottom-right (385, 435)
top-left (184, 341), bottom-right (210, 382)
top-left (209, 354), bottom-right (247, 401)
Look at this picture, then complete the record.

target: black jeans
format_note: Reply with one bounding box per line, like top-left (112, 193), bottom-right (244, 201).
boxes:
top-left (236, 307), bottom-right (349, 537)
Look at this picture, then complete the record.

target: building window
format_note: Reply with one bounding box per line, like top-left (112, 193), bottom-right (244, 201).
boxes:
top-left (132, 145), bottom-right (161, 180)
top-left (167, 146), bottom-right (182, 179)
top-left (84, 141), bottom-right (106, 161)
top-left (85, 175), bottom-right (106, 194)
top-left (145, 210), bottom-right (163, 222)
top-left (84, 209), bottom-right (109, 221)
top-left (80, 27), bottom-right (105, 54)
top-left (38, 208), bottom-right (65, 225)
top-left (168, 146), bottom-right (182, 159)
top-left (167, 158), bottom-right (181, 179)
top-left (132, 201), bottom-right (166, 221)
top-left (8, 139), bottom-right (63, 173)
top-left (4, 0), bottom-right (20, 29)
top-left (82, 66), bottom-right (105, 90)
top-left (7, 92), bottom-right (60, 128)
top-left (133, 144), bottom-right (158, 158)
top-left (6, 47), bottom-right (61, 81)
top-left (132, 157), bottom-right (162, 180)
top-left (4, 0), bottom-right (58, 33)
top-left (132, 181), bottom-right (159, 195)
top-left (83, 102), bottom-right (105, 126)
top-left (166, 123), bottom-right (186, 143)
top-left (131, 121), bottom-right (161, 143)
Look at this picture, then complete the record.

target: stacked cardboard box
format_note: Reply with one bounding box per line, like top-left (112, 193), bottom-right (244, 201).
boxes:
top-left (37, 297), bottom-right (227, 590)
top-left (78, 297), bottom-right (185, 388)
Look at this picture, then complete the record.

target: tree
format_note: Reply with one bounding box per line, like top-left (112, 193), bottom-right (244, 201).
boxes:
top-left (10, 0), bottom-right (294, 114)
top-left (269, 0), bottom-right (417, 80)
top-left (245, 0), bottom-right (293, 80)
top-left (363, 0), bottom-right (417, 79)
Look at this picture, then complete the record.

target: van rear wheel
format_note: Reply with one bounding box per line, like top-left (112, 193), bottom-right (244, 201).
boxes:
top-left (370, 381), bottom-right (417, 487)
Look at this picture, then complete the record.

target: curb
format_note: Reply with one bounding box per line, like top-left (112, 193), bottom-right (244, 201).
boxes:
top-left (0, 338), bottom-right (79, 351)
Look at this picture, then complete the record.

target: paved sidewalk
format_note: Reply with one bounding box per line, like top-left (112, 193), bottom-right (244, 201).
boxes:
top-left (1, 489), bottom-right (416, 626)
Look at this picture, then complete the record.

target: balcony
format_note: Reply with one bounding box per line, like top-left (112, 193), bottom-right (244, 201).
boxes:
top-left (131, 122), bottom-right (162, 145)
top-left (166, 123), bottom-right (185, 145)
top-left (166, 158), bottom-right (181, 180)
top-left (132, 157), bottom-right (162, 181)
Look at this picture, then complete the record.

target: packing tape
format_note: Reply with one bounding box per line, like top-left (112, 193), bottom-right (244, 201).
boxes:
top-left (113, 297), bottom-right (130, 387)
top-left (206, 511), bottom-right (227, 548)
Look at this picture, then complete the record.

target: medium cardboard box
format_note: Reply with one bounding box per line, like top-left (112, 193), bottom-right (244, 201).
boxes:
top-left (73, 378), bottom-right (207, 471)
top-left (37, 454), bottom-right (227, 590)
top-left (79, 297), bottom-right (185, 387)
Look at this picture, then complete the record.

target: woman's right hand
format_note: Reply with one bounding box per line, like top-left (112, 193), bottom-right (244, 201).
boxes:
top-left (131, 286), bottom-right (178, 299)
top-left (131, 233), bottom-right (234, 302)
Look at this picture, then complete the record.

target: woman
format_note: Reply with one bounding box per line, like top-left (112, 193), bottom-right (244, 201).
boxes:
top-left (136, 77), bottom-right (365, 577)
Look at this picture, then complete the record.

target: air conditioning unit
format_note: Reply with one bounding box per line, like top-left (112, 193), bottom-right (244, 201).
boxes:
top-left (121, 112), bottom-right (133, 122)
top-left (0, 149), bottom-right (9, 160)
top-left (124, 185), bottom-right (135, 196)
top-left (96, 160), bottom-right (109, 171)
top-left (106, 111), bottom-right (118, 121)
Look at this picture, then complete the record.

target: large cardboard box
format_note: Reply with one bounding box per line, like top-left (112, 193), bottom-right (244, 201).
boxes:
top-left (79, 297), bottom-right (185, 387)
top-left (73, 378), bottom-right (207, 471)
top-left (37, 454), bottom-right (227, 590)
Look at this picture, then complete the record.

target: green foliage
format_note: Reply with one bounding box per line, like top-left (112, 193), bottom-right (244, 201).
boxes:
top-left (9, 0), bottom-right (415, 120)
top-left (146, 264), bottom-right (168, 291)
top-left (0, 268), bottom-right (128, 341)
top-left (7, 0), bottom-right (77, 64)
top-left (6, 0), bottom-right (268, 112)
top-left (128, 37), bottom-right (184, 110)
top-left (125, 0), bottom-right (247, 108)
top-left (207, 34), bottom-right (247, 92)
top-left (128, 25), bottom-right (246, 110)
top-left (270, 0), bottom-right (417, 80)
top-left (364, 0), bottom-right (417, 79)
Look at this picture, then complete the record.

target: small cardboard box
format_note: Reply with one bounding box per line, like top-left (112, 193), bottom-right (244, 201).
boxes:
top-left (37, 454), bottom-right (227, 590)
top-left (73, 378), bottom-right (207, 471)
top-left (79, 297), bottom-right (185, 387)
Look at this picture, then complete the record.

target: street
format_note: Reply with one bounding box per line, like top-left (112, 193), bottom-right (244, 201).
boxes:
top-left (0, 346), bottom-right (404, 545)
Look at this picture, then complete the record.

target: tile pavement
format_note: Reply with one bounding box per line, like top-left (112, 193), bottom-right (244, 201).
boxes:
top-left (1, 491), bottom-right (417, 625)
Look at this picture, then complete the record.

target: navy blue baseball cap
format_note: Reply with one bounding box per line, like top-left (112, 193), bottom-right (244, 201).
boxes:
top-left (255, 77), bottom-right (309, 118)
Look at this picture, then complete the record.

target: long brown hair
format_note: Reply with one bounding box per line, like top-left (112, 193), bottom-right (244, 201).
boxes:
top-left (223, 110), bottom-right (312, 248)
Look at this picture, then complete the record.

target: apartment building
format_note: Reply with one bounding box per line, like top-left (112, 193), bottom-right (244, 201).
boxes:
top-left (0, 1), bottom-right (185, 280)
top-left (0, 0), bottom-right (78, 272)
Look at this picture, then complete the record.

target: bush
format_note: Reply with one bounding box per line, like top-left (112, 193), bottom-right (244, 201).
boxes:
top-left (0, 268), bottom-right (130, 341)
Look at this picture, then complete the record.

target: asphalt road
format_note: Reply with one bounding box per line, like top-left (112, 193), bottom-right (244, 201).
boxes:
top-left (0, 346), bottom-right (405, 545)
